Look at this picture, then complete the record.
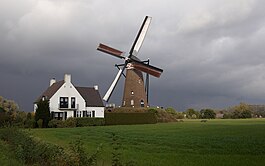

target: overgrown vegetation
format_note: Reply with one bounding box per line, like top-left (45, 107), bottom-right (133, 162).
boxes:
top-left (0, 96), bottom-right (35, 128)
top-left (0, 127), bottom-right (102, 166)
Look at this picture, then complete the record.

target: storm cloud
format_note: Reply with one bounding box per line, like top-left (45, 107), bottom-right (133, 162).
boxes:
top-left (1, 0), bottom-right (265, 111)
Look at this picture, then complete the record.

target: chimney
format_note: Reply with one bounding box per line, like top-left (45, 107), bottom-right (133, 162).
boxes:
top-left (50, 78), bottom-right (56, 86)
top-left (94, 85), bottom-right (98, 90)
top-left (64, 74), bottom-right (71, 83)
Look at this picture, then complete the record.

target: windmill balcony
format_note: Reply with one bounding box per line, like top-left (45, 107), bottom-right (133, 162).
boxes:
top-left (58, 104), bottom-right (79, 110)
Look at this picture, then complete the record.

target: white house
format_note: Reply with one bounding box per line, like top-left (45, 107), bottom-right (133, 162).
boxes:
top-left (34, 74), bottom-right (104, 120)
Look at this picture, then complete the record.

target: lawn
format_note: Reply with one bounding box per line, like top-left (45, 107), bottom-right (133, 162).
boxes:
top-left (31, 119), bottom-right (265, 166)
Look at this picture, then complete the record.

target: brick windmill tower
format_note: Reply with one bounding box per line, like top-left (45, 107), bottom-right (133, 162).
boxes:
top-left (97, 16), bottom-right (163, 108)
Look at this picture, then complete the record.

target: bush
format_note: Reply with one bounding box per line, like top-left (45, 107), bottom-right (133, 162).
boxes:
top-left (48, 118), bottom-right (105, 128)
top-left (37, 119), bottom-right (43, 128)
top-left (24, 119), bottom-right (36, 128)
top-left (76, 118), bottom-right (105, 127)
top-left (148, 108), bottom-right (158, 114)
top-left (60, 117), bottom-right (77, 128)
top-left (0, 128), bottom-right (69, 165)
top-left (48, 119), bottom-right (63, 128)
top-left (165, 107), bottom-right (177, 114)
top-left (0, 128), bottom-right (102, 166)
top-left (0, 112), bottom-right (12, 127)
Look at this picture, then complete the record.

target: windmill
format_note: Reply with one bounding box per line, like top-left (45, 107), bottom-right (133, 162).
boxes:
top-left (97, 16), bottom-right (163, 107)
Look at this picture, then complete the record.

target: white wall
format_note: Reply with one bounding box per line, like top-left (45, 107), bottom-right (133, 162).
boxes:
top-left (49, 80), bottom-right (86, 119)
top-left (35, 74), bottom-right (105, 119)
top-left (86, 107), bottom-right (105, 118)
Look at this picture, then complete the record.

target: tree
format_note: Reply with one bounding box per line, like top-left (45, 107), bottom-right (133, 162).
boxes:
top-left (231, 103), bottom-right (252, 119)
top-left (200, 109), bottom-right (216, 119)
top-left (165, 107), bottom-right (177, 114)
top-left (0, 96), bottom-right (19, 113)
top-left (0, 96), bottom-right (20, 126)
top-left (35, 99), bottom-right (50, 128)
top-left (185, 108), bottom-right (199, 119)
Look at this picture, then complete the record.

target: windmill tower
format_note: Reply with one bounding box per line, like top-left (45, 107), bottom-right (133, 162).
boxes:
top-left (97, 16), bottom-right (163, 108)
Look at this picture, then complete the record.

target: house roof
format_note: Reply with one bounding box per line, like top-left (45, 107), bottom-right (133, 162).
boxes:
top-left (35, 80), bottom-right (64, 102)
top-left (76, 87), bottom-right (104, 107)
top-left (36, 80), bottom-right (104, 107)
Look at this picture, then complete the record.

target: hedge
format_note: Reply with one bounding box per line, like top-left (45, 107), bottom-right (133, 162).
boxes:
top-left (48, 118), bottom-right (105, 128)
top-left (76, 118), bottom-right (105, 127)
top-left (105, 112), bottom-right (157, 125)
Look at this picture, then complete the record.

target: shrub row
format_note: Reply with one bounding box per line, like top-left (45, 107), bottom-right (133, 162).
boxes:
top-left (76, 118), bottom-right (105, 127)
top-left (105, 112), bottom-right (157, 125)
top-left (48, 117), bottom-right (105, 128)
top-left (0, 128), bottom-right (68, 165)
top-left (0, 128), bottom-right (100, 166)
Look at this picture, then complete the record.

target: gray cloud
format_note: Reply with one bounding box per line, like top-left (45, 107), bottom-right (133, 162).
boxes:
top-left (1, 0), bottom-right (265, 111)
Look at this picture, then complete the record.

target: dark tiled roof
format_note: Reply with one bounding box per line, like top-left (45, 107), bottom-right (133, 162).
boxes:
top-left (76, 87), bottom-right (104, 107)
top-left (35, 80), bottom-right (64, 102)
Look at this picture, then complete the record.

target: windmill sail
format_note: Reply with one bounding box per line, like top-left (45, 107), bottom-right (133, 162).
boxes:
top-left (103, 66), bottom-right (126, 102)
top-left (129, 16), bottom-right (152, 57)
top-left (97, 43), bottom-right (125, 59)
top-left (131, 62), bottom-right (163, 78)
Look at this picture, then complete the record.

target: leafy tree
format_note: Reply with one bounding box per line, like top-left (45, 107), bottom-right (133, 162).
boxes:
top-left (165, 107), bottom-right (177, 114)
top-left (200, 109), bottom-right (216, 119)
top-left (0, 96), bottom-right (20, 127)
top-left (241, 110), bottom-right (252, 118)
top-left (0, 96), bottom-right (19, 113)
top-left (35, 99), bottom-right (50, 128)
top-left (185, 108), bottom-right (199, 119)
top-left (231, 103), bottom-right (252, 119)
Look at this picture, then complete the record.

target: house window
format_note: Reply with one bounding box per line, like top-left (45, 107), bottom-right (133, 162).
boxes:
top-left (83, 111), bottom-right (87, 117)
top-left (54, 112), bottom-right (63, 120)
top-left (76, 111), bottom-right (82, 117)
top-left (71, 97), bottom-right (75, 108)
top-left (141, 100), bottom-right (144, 107)
top-left (92, 111), bottom-right (95, 117)
top-left (87, 111), bottom-right (92, 117)
top-left (130, 100), bottom-right (134, 106)
top-left (60, 97), bottom-right (68, 108)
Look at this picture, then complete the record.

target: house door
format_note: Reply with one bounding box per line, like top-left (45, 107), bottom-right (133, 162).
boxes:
top-left (92, 111), bottom-right (95, 117)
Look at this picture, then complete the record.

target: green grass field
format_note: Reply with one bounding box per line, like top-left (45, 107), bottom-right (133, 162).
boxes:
top-left (31, 119), bottom-right (265, 166)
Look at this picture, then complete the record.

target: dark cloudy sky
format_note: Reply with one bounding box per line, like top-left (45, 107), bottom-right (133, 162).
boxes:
top-left (1, 0), bottom-right (265, 112)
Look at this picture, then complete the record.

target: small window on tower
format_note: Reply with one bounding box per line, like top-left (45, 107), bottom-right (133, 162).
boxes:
top-left (141, 100), bottom-right (144, 107)
top-left (131, 91), bottom-right (134, 95)
top-left (131, 100), bottom-right (134, 106)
